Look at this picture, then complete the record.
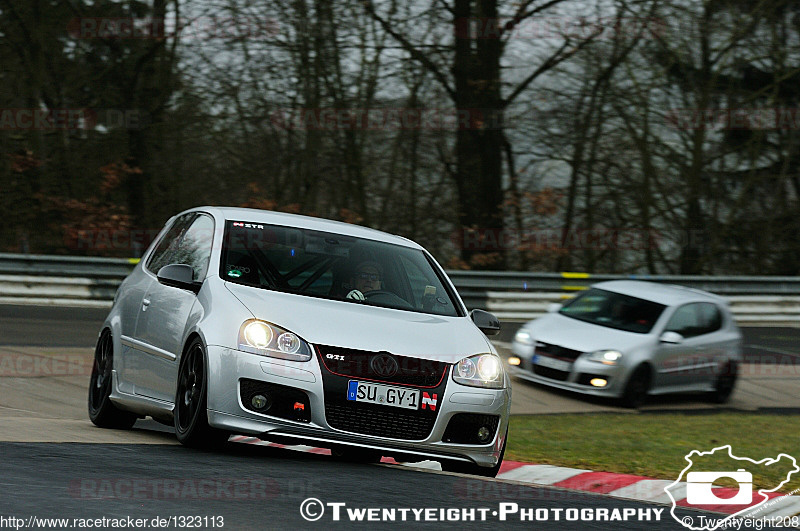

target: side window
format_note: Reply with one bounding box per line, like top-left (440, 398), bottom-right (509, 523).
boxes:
top-left (146, 214), bottom-right (215, 280)
top-left (664, 304), bottom-right (702, 338)
top-left (396, 255), bottom-right (453, 314)
top-left (146, 214), bottom-right (194, 275)
top-left (177, 215), bottom-right (215, 280)
top-left (697, 303), bottom-right (723, 335)
top-left (398, 256), bottom-right (429, 308)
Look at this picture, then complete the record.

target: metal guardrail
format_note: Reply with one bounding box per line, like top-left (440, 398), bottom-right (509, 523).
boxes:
top-left (0, 253), bottom-right (136, 278)
top-left (0, 275), bottom-right (119, 308)
top-left (447, 270), bottom-right (800, 295)
top-left (481, 292), bottom-right (800, 326)
top-left (4, 254), bottom-right (800, 293)
top-left (0, 254), bottom-right (133, 308)
top-left (0, 254), bottom-right (799, 324)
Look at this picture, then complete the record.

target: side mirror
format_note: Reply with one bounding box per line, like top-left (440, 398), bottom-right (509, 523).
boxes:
top-left (659, 331), bottom-right (684, 344)
top-left (547, 302), bottom-right (562, 313)
top-left (470, 309), bottom-right (500, 336)
top-left (157, 264), bottom-right (202, 294)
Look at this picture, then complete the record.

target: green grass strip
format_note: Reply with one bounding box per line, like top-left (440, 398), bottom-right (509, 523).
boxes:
top-left (507, 413), bottom-right (800, 492)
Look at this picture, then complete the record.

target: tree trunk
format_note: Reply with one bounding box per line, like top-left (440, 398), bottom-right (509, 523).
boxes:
top-left (452, 0), bottom-right (505, 269)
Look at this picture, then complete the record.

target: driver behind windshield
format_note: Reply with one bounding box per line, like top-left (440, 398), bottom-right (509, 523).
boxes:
top-left (350, 261), bottom-right (382, 297)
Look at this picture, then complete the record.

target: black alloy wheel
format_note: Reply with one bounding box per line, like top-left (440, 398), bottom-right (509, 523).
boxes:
top-left (174, 337), bottom-right (229, 448)
top-left (619, 365), bottom-right (651, 409)
top-left (709, 361), bottom-right (738, 404)
top-left (88, 329), bottom-right (137, 429)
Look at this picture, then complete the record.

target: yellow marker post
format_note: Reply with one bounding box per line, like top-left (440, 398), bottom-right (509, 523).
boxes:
top-left (560, 272), bottom-right (590, 293)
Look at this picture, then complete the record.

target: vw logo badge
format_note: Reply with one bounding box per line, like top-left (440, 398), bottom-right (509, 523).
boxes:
top-left (370, 353), bottom-right (399, 378)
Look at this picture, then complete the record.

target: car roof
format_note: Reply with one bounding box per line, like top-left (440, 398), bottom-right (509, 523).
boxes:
top-left (188, 206), bottom-right (422, 249)
top-left (591, 280), bottom-right (727, 307)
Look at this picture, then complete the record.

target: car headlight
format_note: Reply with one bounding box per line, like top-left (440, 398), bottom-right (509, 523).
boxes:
top-left (238, 320), bottom-right (312, 362)
top-left (452, 354), bottom-right (504, 389)
top-left (585, 350), bottom-right (623, 365)
top-left (514, 329), bottom-right (534, 345)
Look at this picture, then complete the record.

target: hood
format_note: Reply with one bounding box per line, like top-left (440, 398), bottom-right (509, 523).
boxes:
top-left (225, 283), bottom-right (491, 363)
top-left (523, 312), bottom-right (654, 353)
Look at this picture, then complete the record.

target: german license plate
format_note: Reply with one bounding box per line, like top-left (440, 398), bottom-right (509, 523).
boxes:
top-left (346, 381), bottom-right (420, 410)
top-left (532, 354), bottom-right (571, 372)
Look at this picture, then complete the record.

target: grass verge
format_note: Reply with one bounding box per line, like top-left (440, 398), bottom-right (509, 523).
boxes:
top-left (507, 413), bottom-right (800, 492)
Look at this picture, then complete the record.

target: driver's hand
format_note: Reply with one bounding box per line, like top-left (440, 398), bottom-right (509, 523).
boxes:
top-left (346, 289), bottom-right (365, 301)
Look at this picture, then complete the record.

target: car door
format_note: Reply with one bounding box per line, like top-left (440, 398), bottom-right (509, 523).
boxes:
top-left (132, 213), bottom-right (215, 402)
top-left (119, 215), bottom-right (191, 394)
top-left (652, 303), bottom-right (706, 390)
top-left (125, 213), bottom-right (207, 401)
top-left (693, 302), bottom-right (727, 383)
top-left (114, 267), bottom-right (154, 394)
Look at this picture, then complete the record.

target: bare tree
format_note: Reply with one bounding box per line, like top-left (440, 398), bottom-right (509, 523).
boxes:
top-left (363, 0), bottom-right (601, 268)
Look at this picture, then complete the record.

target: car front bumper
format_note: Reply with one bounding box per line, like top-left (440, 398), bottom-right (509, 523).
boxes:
top-left (204, 346), bottom-right (510, 468)
top-left (510, 341), bottom-right (628, 398)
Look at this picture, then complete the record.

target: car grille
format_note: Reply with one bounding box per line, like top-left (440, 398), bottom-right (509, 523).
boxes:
top-left (324, 401), bottom-right (435, 440)
top-left (318, 345), bottom-right (447, 440)
top-left (534, 342), bottom-right (583, 361)
top-left (533, 365), bottom-right (570, 381)
top-left (317, 345), bottom-right (448, 387)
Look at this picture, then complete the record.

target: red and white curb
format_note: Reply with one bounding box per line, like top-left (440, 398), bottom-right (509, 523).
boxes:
top-left (230, 435), bottom-right (800, 518)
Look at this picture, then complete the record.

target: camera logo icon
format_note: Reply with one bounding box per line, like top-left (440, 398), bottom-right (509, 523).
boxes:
top-left (686, 469), bottom-right (752, 505)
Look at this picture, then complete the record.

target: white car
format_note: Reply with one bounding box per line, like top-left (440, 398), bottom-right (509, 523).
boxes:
top-left (509, 281), bottom-right (742, 407)
top-left (88, 207), bottom-right (510, 476)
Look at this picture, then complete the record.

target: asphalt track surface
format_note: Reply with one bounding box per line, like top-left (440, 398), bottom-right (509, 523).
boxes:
top-left (0, 305), bottom-right (110, 347)
top-left (0, 304), bottom-right (795, 530)
top-left (0, 440), bottom-right (715, 530)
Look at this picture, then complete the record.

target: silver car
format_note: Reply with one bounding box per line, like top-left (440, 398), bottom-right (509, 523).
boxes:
top-left (509, 280), bottom-right (742, 407)
top-left (88, 207), bottom-right (510, 476)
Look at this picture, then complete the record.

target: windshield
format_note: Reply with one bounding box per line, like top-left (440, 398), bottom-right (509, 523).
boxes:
top-left (558, 288), bottom-right (665, 334)
top-left (220, 220), bottom-right (462, 317)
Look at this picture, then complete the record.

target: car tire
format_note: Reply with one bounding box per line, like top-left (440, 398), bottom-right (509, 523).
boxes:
top-left (331, 446), bottom-right (383, 463)
top-left (174, 338), bottom-right (229, 449)
top-left (441, 429), bottom-right (507, 478)
top-left (708, 361), bottom-right (738, 404)
top-left (88, 329), bottom-right (138, 429)
top-left (619, 365), bottom-right (650, 409)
